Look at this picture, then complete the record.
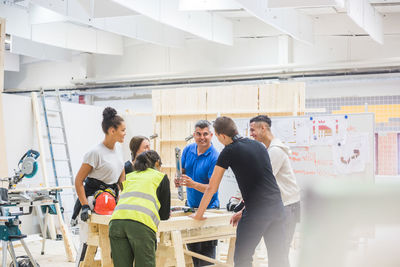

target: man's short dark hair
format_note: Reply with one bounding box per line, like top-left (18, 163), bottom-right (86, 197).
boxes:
top-left (195, 120), bottom-right (211, 130)
top-left (213, 117), bottom-right (238, 138)
top-left (250, 115), bottom-right (272, 127)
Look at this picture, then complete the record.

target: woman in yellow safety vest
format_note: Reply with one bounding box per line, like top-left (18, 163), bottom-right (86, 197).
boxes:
top-left (109, 150), bottom-right (171, 267)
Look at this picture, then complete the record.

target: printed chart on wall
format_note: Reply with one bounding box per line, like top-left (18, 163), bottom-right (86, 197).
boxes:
top-left (213, 113), bottom-right (375, 207)
top-left (272, 113), bottom-right (374, 186)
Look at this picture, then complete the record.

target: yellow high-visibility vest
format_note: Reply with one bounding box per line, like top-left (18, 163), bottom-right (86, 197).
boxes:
top-left (111, 168), bottom-right (165, 232)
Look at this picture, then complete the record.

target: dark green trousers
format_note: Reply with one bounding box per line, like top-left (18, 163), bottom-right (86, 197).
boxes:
top-left (109, 219), bottom-right (157, 267)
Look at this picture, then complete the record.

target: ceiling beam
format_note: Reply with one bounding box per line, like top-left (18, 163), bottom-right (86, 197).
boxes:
top-left (92, 16), bottom-right (185, 48)
top-left (31, 22), bottom-right (124, 55)
top-left (0, 4), bottom-right (31, 39)
top-left (109, 0), bottom-right (233, 45)
top-left (178, 0), bottom-right (242, 11)
top-left (30, 0), bottom-right (185, 48)
top-left (278, 35), bottom-right (293, 65)
top-left (76, 0), bottom-right (138, 18)
top-left (346, 0), bottom-right (384, 44)
top-left (4, 51), bottom-right (20, 72)
top-left (29, 0), bottom-right (137, 18)
top-left (236, 0), bottom-right (314, 44)
top-left (0, 2), bottom-right (123, 55)
top-left (11, 36), bottom-right (73, 62)
top-left (29, 4), bottom-right (66, 24)
top-left (267, 0), bottom-right (345, 8)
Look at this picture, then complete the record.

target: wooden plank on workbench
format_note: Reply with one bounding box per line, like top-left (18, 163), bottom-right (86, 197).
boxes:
top-left (90, 214), bottom-right (112, 225)
top-left (90, 212), bottom-right (233, 231)
top-left (181, 225), bottom-right (235, 244)
top-left (158, 212), bottom-right (232, 232)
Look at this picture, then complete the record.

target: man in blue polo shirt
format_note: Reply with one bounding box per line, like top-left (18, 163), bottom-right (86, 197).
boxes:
top-left (175, 120), bottom-right (219, 266)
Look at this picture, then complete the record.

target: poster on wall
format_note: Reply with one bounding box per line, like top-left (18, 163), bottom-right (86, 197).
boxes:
top-left (332, 133), bottom-right (370, 174)
top-left (310, 115), bottom-right (348, 146)
top-left (271, 117), bottom-right (310, 146)
top-left (290, 146), bottom-right (335, 179)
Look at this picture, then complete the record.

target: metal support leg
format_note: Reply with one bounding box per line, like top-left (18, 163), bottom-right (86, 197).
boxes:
top-left (2, 241), bottom-right (7, 267)
top-left (21, 239), bottom-right (39, 267)
top-left (8, 242), bottom-right (18, 267)
top-left (41, 209), bottom-right (48, 255)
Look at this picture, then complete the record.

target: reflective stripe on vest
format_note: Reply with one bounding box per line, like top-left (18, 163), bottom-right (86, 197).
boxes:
top-left (119, 191), bottom-right (159, 211)
top-left (114, 204), bottom-right (160, 226)
top-left (111, 168), bottom-right (165, 232)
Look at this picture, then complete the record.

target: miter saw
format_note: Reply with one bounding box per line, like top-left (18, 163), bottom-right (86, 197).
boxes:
top-left (5, 150), bottom-right (40, 190)
top-left (0, 150), bottom-right (45, 267)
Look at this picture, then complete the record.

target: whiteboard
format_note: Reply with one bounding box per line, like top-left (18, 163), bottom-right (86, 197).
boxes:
top-left (272, 113), bottom-right (375, 186)
top-left (214, 113), bottom-right (375, 207)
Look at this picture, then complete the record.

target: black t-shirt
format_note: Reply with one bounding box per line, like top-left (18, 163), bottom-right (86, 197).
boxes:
top-left (216, 138), bottom-right (282, 212)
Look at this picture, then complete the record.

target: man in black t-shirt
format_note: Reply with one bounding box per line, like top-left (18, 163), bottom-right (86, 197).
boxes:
top-left (191, 116), bottom-right (289, 267)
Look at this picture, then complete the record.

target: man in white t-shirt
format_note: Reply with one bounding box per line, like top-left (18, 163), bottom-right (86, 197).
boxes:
top-left (249, 115), bottom-right (301, 259)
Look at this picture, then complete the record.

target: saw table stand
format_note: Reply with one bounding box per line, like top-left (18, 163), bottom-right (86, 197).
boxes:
top-left (2, 235), bottom-right (38, 267)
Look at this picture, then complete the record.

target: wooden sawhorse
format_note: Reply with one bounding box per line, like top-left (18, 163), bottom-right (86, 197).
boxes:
top-left (82, 211), bottom-right (236, 267)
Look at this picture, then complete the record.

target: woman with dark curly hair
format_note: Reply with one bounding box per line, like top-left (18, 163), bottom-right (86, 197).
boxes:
top-left (72, 107), bottom-right (126, 265)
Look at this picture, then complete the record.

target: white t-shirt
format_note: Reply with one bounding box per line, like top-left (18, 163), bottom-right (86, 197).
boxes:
top-left (83, 143), bottom-right (124, 185)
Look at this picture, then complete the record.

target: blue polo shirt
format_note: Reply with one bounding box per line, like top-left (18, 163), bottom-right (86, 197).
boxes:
top-left (181, 143), bottom-right (220, 209)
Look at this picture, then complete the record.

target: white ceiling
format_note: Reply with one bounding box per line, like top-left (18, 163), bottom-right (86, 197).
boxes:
top-left (2, 0), bottom-right (400, 68)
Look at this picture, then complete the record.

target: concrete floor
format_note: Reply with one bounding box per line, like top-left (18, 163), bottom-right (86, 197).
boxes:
top-left (3, 235), bottom-right (77, 267)
top-left (8, 228), bottom-right (397, 267)
top-left (3, 235), bottom-right (299, 267)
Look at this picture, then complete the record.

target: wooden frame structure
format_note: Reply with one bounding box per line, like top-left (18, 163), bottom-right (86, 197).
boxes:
top-left (81, 211), bottom-right (236, 267)
top-left (152, 83), bottom-right (306, 198)
top-left (0, 18), bottom-right (8, 179)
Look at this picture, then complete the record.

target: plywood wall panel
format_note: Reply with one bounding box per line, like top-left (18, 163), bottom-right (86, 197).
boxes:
top-left (259, 82), bottom-right (305, 114)
top-left (160, 117), bottom-right (171, 140)
top-left (259, 84), bottom-right (276, 111)
top-left (174, 87), bottom-right (207, 113)
top-left (152, 90), bottom-right (162, 114)
top-left (231, 85), bottom-right (259, 112)
top-left (206, 85), bottom-right (258, 113)
top-left (153, 83), bottom-right (305, 203)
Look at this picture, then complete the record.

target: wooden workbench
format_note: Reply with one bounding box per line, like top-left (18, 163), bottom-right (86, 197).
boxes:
top-left (81, 210), bottom-right (236, 267)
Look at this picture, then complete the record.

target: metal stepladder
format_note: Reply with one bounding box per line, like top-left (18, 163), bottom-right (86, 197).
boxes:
top-left (39, 89), bottom-right (76, 254)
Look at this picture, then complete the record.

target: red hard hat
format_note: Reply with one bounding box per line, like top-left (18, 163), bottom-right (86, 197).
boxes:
top-left (94, 192), bottom-right (116, 215)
